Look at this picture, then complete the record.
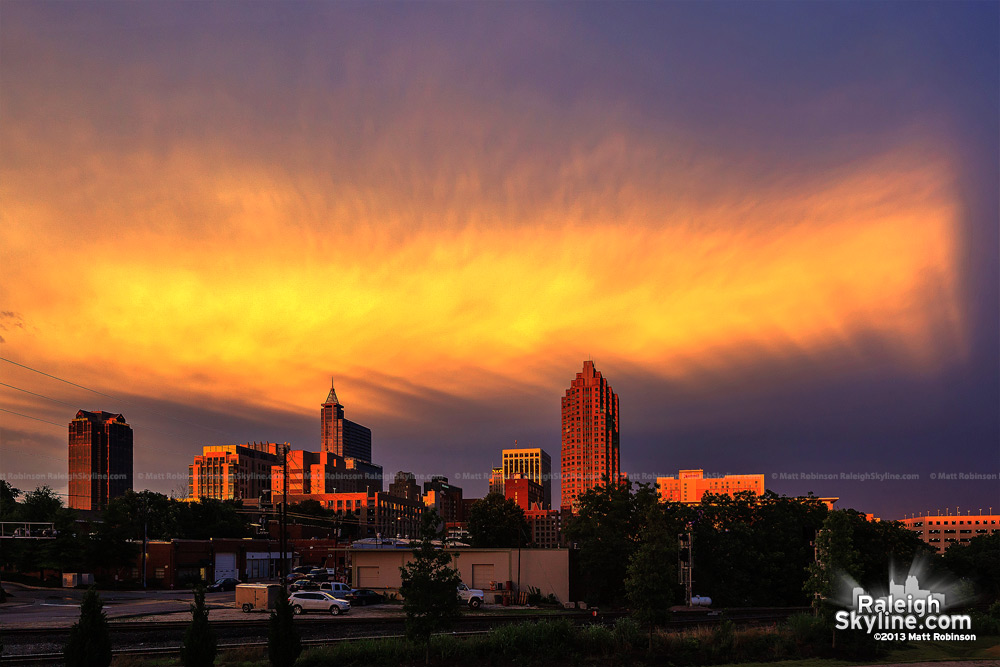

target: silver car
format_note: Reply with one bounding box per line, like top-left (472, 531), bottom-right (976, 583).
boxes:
top-left (288, 591), bottom-right (351, 615)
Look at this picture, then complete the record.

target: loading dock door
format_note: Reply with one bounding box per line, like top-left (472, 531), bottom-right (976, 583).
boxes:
top-left (357, 566), bottom-right (380, 588)
top-left (215, 552), bottom-right (237, 580)
top-left (471, 564), bottom-right (494, 591)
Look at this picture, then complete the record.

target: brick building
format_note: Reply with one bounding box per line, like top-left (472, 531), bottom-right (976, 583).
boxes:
top-left (561, 361), bottom-right (620, 511)
top-left (502, 447), bottom-right (552, 509)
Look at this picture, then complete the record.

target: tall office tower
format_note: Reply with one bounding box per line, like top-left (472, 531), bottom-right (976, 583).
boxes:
top-left (68, 410), bottom-right (133, 510)
top-left (320, 378), bottom-right (372, 462)
top-left (389, 471), bottom-right (422, 502)
top-left (488, 467), bottom-right (505, 496)
top-left (502, 447), bottom-right (552, 509)
top-left (560, 361), bottom-right (620, 512)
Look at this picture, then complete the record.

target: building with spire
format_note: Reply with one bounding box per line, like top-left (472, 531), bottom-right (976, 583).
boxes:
top-left (321, 378), bottom-right (372, 462)
top-left (561, 361), bottom-right (620, 512)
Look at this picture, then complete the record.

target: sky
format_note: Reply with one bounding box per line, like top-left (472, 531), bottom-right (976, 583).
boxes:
top-left (1, 1), bottom-right (997, 520)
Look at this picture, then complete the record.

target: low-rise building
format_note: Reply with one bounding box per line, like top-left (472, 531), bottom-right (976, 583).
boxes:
top-left (505, 473), bottom-right (544, 511)
top-left (656, 469), bottom-right (765, 504)
top-left (899, 512), bottom-right (1000, 554)
top-left (351, 547), bottom-right (571, 603)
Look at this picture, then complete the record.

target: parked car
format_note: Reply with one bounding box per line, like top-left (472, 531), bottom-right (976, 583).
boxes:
top-left (289, 579), bottom-right (320, 593)
top-left (292, 565), bottom-right (314, 575)
top-left (306, 569), bottom-right (328, 582)
top-left (319, 581), bottom-right (352, 598)
top-left (285, 572), bottom-right (307, 583)
top-left (457, 582), bottom-right (484, 609)
top-left (207, 577), bottom-right (241, 592)
top-left (345, 589), bottom-right (384, 606)
top-left (288, 591), bottom-right (350, 615)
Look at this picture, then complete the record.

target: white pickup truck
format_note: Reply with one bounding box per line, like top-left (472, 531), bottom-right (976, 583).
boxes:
top-left (457, 582), bottom-right (484, 609)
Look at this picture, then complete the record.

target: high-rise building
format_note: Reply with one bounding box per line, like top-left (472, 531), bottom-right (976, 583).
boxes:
top-left (68, 410), bottom-right (133, 510)
top-left (389, 471), bottom-right (422, 502)
top-left (423, 476), bottom-right (464, 524)
top-left (561, 361), bottom-right (620, 511)
top-left (320, 379), bottom-right (372, 462)
top-left (188, 442), bottom-right (288, 501)
top-left (502, 447), bottom-right (552, 509)
top-left (488, 467), bottom-right (505, 496)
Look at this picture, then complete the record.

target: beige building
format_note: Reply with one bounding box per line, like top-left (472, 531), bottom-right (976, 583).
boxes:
top-left (899, 512), bottom-right (1000, 554)
top-left (351, 547), bottom-right (570, 603)
top-left (656, 469), bottom-right (764, 504)
top-left (188, 442), bottom-right (289, 501)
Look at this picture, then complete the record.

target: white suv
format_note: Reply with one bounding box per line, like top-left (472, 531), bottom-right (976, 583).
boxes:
top-left (288, 591), bottom-right (351, 615)
top-left (457, 582), bottom-right (484, 609)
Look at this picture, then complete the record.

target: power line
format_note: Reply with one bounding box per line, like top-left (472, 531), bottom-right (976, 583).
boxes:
top-left (0, 356), bottom-right (240, 439)
top-left (0, 407), bottom-right (63, 428)
top-left (0, 381), bottom-right (78, 407)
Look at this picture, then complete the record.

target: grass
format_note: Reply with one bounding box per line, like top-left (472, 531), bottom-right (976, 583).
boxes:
top-left (103, 616), bottom-right (1000, 667)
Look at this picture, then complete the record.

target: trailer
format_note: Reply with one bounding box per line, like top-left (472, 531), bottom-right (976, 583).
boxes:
top-left (236, 583), bottom-right (283, 613)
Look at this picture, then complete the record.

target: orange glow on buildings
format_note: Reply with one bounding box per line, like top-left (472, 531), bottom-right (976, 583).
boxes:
top-left (188, 441), bottom-right (287, 501)
top-left (561, 361), bottom-right (620, 511)
top-left (68, 410), bottom-right (133, 510)
top-left (656, 469), bottom-right (765, 504)
top-left (899, 512), bottom-right (1000, 554)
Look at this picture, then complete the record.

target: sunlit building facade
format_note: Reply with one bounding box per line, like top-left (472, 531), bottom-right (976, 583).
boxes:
top-left (502, 447), bottom-right (552, 509)
top-left (505, 473), bottom-right (544, 511)
top-left (271, 450), bottom-right (382, 497)
top-left (68, 410), bottom-right (133, 510)
top-left (188, 442), bottom-right (288, 502)
top-left (655, 469), bottom-right (765, 504)
top-left (899, 512), bottom-right (1000, 554)
top-left (320, 379), bottom-right (373, 462)
top-left (489, 466), bottom-right (505, 496)
top-left (561, 361), bottom-right (620, 511)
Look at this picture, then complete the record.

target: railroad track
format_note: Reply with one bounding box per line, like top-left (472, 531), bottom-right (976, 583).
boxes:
top-left (0, 608), bottom-right (806, 664)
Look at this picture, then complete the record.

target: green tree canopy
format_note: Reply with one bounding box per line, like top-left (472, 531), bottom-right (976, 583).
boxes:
top-left (399, 509), bottom-right (461, 661)
top-left (466, 493), bottom-right (529, 548)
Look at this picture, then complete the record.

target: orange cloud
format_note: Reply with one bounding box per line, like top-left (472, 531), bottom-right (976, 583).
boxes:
top-left (1, 135), bottom-right (962, 420)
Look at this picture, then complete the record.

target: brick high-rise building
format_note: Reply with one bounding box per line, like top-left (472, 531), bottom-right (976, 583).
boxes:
top-left (561, 361), bottom-right (620, 511)
top-left (320, 379), bottom-right (372, 462)
top-left (68, 410), bottom-right (133, 510)
top-left (502, 446), bottom-right (552, 509)
top-left (389, 471), bottom-right (422, 502)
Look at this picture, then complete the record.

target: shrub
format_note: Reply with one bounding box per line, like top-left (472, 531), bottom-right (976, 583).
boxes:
top-left (268, 594), bottom-right (302, 667)
top-left (181, 585), bottom-right (217, 667)
top-left (64, 588), bottom-right (112, 667)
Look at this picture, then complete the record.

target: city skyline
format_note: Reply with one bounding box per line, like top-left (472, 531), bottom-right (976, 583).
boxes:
top-left (1, 2), bottom-right (997, 520)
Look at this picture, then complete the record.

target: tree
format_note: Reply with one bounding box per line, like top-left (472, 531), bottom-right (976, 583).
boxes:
top-left (181, 585), bottom-right (216, 667)
top-left (466, 493), bottom-right (529, 548)
top-left (399, 509), bottom-right (461, 663)
top-left (805, 509), bottom-right (933, 605)
top-left (625, 503), bottom-right (678, 650)
top-left (563, 480), bottom-right (663, 606)
top-left (268, 590), bottom-right (302, 667)
top-left (941, 532), bottom-right (1000, 604)
top-left (0, 481), bottom-right (19, 520)
top-left (64, 588), bottom-right (112, 667)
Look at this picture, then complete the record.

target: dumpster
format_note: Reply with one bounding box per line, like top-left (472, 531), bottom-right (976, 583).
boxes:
top-left (236, 583), bottom-right (283, 613)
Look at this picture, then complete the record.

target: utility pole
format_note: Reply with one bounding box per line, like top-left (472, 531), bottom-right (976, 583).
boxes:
top-left (279, 445), bottom-right (288, 581)
top-left (678, 531), bottom-right (693, 606)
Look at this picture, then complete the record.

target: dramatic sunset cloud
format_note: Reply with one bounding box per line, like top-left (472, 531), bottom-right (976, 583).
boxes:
top-left (1, 2), bottom-right (996, 518)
